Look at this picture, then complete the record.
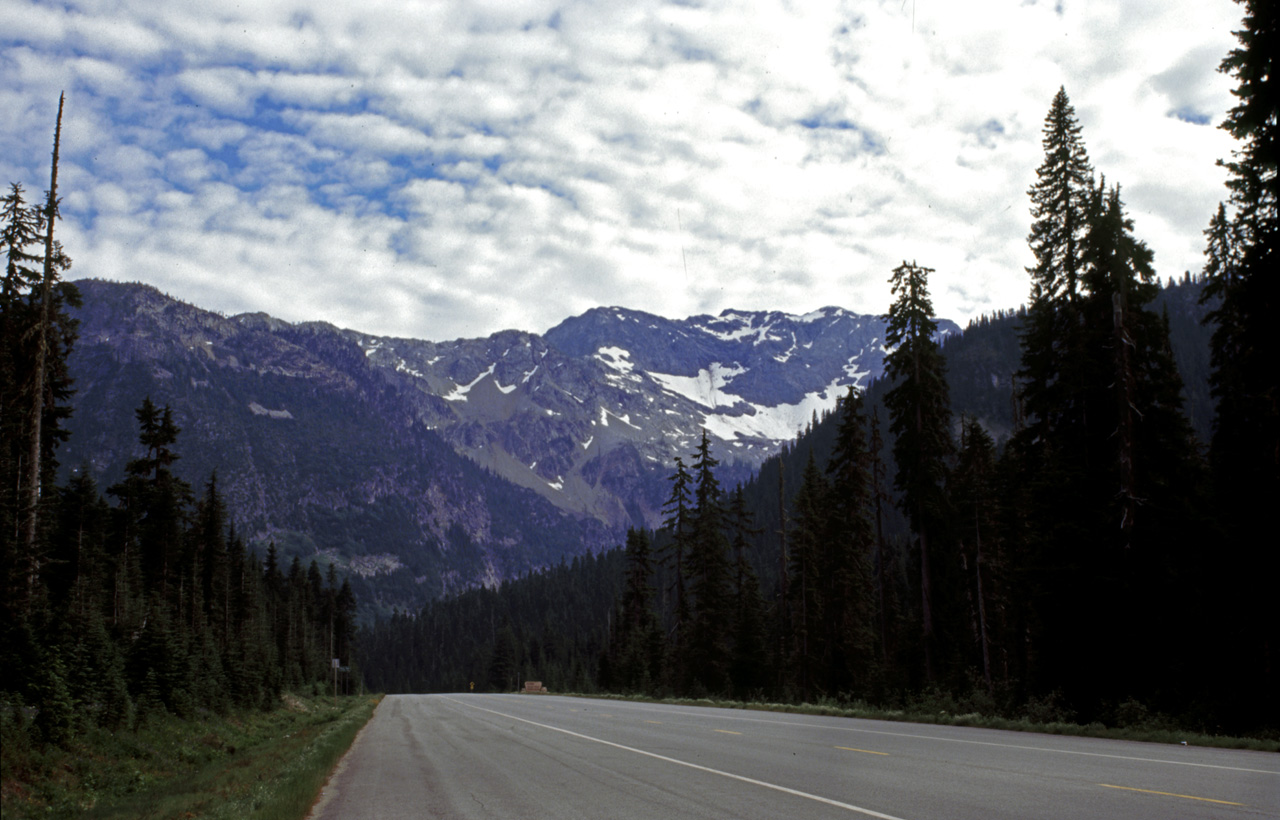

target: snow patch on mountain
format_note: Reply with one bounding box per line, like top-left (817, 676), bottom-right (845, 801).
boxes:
top-left (649, 363), bottom-right (748, 408)
top-left (595, 346), bottom-right (635, 373)
top-left (843, 360), bottom-right (872, 383)
top-left (703, 378), bottom-right (847, 442)
top-left (395, 360), bottom-right (425, 378)
top-left (696, 312), bottom-right (779, 345)
top-left (445, 363), bottom-right (496, 402)
top-left (773, 333), bottom-right (799, 364)
top-left (798, 307), bottom-right (835, 323)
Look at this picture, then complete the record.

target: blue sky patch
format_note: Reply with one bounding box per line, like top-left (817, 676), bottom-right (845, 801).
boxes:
top-left (1170, 107), bottom-right (1211, 125)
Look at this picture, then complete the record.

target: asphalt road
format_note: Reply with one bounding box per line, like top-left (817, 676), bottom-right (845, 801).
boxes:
top-left (308, 694), bottom-right (1279, 820)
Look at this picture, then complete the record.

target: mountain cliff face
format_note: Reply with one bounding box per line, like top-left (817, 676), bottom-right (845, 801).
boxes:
top-left (60, 280), bottom-right (958, 613)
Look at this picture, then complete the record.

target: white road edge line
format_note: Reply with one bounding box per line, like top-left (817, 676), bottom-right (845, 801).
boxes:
top-left (535, 699), bottom-right (1278, 776)
top-left (444, 696), bottom-right (907, 820)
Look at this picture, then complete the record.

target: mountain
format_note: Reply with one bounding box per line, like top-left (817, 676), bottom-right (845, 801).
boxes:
top-left (348, 304), bottom-right (959, 527)
top-left (59, 280), bottom-right (958, 614)
top-left (61, 281), bottom-right (612, 618)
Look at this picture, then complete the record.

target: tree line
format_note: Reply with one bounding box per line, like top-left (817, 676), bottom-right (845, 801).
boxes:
top-left (1, 102), bottom-right (357, 749)
top-left (360, 551), bottom-right (622, 695)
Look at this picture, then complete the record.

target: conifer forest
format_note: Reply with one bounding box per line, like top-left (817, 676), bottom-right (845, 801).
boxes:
top-left (361, 3), bottom-right (1278, 738)
top-left (1, 100), bottom-right (358, 748)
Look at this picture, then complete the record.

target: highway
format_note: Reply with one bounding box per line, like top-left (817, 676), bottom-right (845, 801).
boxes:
top-left (308, 694), bottom-right (1279, 819)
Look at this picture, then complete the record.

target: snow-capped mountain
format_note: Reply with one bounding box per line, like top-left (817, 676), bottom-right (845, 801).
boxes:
top-left (346, 305), bottom-right (960, 527)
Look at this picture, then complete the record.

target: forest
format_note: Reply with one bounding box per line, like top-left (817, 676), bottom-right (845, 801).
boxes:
top-left (1, 100), bottom-right (358, 750)
top-left (360, 3), bottom-right (1277, 738)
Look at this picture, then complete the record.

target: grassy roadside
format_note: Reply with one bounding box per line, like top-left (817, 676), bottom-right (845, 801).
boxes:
top-left (1, 692), bottom-right (381, 820)
top-left (553, 692), bottom-right (1280, 753)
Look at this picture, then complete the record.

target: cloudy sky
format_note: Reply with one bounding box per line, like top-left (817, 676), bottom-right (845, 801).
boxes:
top-left (2, 0), bottom-right (1243, 341)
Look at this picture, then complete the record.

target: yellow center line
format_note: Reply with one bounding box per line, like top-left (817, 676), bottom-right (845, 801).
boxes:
top-left (645, 720), bottom-right (662, 724)
top-left (714, 729), bottom-right (743, 735)
top-left (836, 746), bottom-right (890, 756)
top-left (1099, 784), bottom-right (1244, 806)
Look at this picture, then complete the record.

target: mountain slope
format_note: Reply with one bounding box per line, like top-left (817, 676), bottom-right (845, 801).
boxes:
top-left (63, 280), bottom-right (611, 617)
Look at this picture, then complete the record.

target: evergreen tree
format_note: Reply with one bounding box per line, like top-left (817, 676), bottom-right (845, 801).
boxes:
top-left (868, 408), bottom-right (895, 674)
top-left (129, 402), bottom-right (191, 604)
top-left (951, 419), bottom-right (1003, 694)
top-left (1016, 88), bottom-right (1096, 509)
top-left (1011, 92), bottom-right (1207, 713)
top-left (1025, 87), bottom-right (1094, 308)
top-left (195, 474), bottom-right (230, 647)
top-left (1200, 0), bottom-right (1279, 725)
top-left (787, 450), bottom-right (828, 699)
top-left (488, 623), bottom-right (518, 692)
top-left (683, 430), bottom-right (732, 695)
top-left (334, 576), bottom-right (357, 669)
top-left (883, 260), bottom-right (952, 682)
top-left (1, 183), bottom-right (42, 302)
top-left (727, 487), bottom-right (767, 698)
top-left (1065, 179), bottom-right (1204, 707)
top-left (659, 455), bottom-right (692, 675)
top-left (610, 528), bottom-right (662, 692)
top-left (823, 388), bottom-right (876, 696)
top-left (1080, 181), bottom-right (1203, 538)
top-left (773, 459), bottom-right (791, 696)
top-left (1020, 87), bottom-right (1093, 418)
top-left (1010, 91), bottom-right (1113, 705)
top-left (0, 190), bottom-right (43, 582)
top-left (46, 471), bottom-right (109, 620)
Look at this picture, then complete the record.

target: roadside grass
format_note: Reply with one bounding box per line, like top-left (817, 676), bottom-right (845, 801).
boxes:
top-left (1, 692), bottom-right (380, 820)
top-left (551, 692), bottom-right (1279, 753)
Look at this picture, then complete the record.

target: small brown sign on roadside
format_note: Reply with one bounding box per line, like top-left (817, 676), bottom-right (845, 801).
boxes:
top-left (523, 681), bottom-right (548, 693)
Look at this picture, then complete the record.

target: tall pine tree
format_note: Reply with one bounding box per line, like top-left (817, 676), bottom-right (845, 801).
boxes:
top-left (683, 430), bottom-right (732, 695)
top-left (883, 260), bottom-right (952, 682)
top-left (659, 454), bottom-right (692, 683)
top-left (823, 388), bottom-right (877, 696)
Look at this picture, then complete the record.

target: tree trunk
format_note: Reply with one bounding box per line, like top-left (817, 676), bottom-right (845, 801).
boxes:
top-left (975, 517), bottom-right (993, 694)
top-left (1112, 289), bottom-right (1137, 546)
top-left (20, 93), bottom-right (63, 611)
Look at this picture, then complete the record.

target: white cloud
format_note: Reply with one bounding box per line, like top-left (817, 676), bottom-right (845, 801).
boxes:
top-left (0, 0), bottom-right (1243, 341)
